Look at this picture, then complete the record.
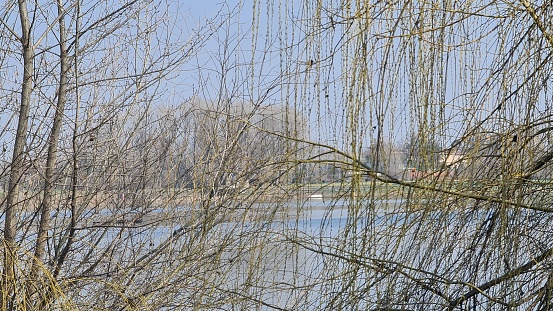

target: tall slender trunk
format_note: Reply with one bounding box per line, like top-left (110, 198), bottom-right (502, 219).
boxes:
top-left (31, 0), bottom-right (69, 280)
top-left (55, 0), bottom-right (81, 279)
top-left (2, 0), bottom-right (33, 307)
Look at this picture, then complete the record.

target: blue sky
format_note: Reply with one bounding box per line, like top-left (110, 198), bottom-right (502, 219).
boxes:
top-left (2, 0), bottom-right (548, 162)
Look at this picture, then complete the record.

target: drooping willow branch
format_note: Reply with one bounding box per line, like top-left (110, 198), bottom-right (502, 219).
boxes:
top-left (250, 122), bottom-right (553, 212)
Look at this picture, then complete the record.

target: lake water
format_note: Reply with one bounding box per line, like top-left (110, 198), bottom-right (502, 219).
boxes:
top-left (66, 198), bottom-right (409, 309)
top-left (133, 198), bottom-right (439, 310)
top-left (7, 197), bottom-right (523, 310)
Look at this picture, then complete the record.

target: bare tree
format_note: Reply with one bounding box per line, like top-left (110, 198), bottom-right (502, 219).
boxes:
top-left (0, 0), bottom-right (221, 309)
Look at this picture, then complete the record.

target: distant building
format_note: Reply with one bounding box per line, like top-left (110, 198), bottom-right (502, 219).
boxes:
top-left (441, 152), bottom-right (464, 170)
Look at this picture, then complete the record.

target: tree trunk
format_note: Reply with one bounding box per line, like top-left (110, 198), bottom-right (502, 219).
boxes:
top-left (30, 0), bottom-right (69, 281)
top-left (2, 0), bottom-right (33, 308)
